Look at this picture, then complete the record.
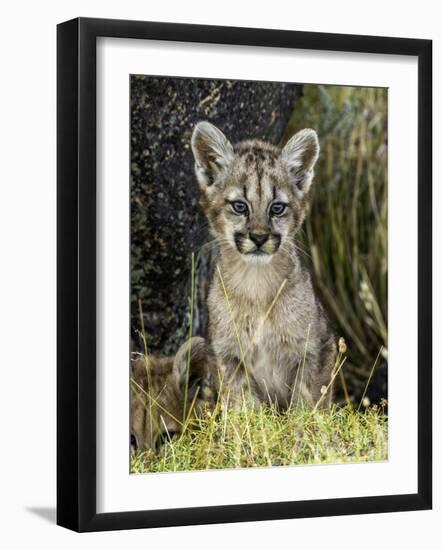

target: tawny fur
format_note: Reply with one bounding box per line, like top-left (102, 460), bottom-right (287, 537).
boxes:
top-left (192, 122), bottom-right (336, 409)
top-left (131, 337), bottom-right (217, 452)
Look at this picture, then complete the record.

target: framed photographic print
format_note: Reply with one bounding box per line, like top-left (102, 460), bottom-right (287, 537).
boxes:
top-left (57, 17), bottom-right (432, 532)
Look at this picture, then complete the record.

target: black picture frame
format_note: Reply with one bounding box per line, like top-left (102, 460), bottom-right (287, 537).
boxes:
top-left (57, 17), bottom-right (432, 532)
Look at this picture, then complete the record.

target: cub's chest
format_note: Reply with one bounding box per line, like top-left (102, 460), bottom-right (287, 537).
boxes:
top-left (236, 313), bottom-right (297, 358)
top-left (237, 314), bottom-right (300, 402)
top-left (211, 286), bottom-right (307, 364)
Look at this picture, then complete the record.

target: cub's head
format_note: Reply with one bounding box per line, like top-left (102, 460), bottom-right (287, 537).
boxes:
top-left (191, 122), bottom-right (319, 263)
top-left (131, 337), bottom-right (216, 453)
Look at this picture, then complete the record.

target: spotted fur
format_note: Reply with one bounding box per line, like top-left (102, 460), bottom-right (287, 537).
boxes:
top-left (191, 121), bottom-right (336, 409)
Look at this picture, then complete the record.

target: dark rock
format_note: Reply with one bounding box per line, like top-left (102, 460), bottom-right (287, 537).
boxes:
top-left (131, 76), bottom-right (302, 354)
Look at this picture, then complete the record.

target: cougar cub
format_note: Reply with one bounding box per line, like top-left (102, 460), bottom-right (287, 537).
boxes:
top-left (191, 121), bottom-right (336, 409)
top-left (131, 336), bottom-right (216, 453)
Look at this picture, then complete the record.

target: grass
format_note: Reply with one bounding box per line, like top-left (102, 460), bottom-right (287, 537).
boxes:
top-left (131, 402), bottom-right (388, 473)
top-left (284, 85), bottom-right (388, 402)
top-left (131, 84), bottom-right (389, 473)
top-left (132, 324), bottom-right (388, 473)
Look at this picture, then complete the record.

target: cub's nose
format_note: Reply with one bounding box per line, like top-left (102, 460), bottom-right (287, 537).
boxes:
top-left (249, 232), bottom-right (269, 247)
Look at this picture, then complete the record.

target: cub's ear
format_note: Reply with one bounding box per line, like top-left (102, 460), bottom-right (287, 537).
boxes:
top-left (280, 128), bottom-right (319, 195)
top-left (191, 121), bottom-right (234, 188)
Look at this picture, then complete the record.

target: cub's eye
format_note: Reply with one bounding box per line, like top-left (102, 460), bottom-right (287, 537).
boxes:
top-left (230, 201), bottom-right (248, 215)
top-left (270, 202), bottom-right (287, 216)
